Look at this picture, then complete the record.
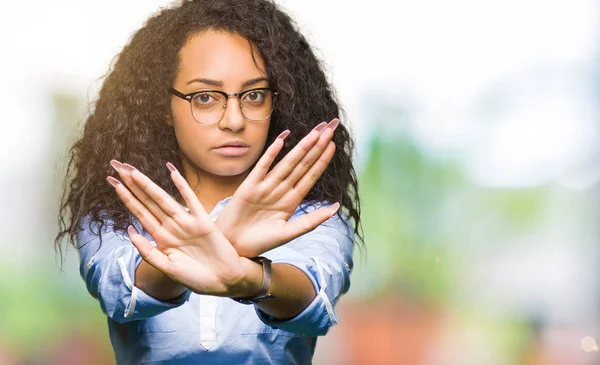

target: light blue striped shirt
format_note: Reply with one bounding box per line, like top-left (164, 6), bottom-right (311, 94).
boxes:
top-left (77, 198), bottom-right (354, 365)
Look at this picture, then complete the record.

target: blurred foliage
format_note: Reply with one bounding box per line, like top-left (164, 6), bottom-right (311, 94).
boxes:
top-left (356, 133), bottom-right (463, 301)
top-left (355, 127), bottom-right (548, 304)
top-left (0, 253), bottom-right (110, 360)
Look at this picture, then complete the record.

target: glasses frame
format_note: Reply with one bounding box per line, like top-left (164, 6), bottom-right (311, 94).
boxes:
top-left (170, 87), bottom-right (278, 124)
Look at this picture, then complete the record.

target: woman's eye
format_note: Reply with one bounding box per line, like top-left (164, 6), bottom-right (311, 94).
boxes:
top-left (193, 92), bottom-right (219, 105)
top-left (243, 91), bottom-right (265, 103)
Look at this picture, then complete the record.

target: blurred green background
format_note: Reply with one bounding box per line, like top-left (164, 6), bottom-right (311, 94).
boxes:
top-left (1, 1), bottom-right (599, 364)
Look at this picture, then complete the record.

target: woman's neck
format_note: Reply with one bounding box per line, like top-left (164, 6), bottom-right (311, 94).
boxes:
top-left (181, 162), bottom-right (248, 214)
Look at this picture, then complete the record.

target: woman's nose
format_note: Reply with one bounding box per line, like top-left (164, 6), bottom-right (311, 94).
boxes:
top-left (217, 97), bottom-right (246, 132)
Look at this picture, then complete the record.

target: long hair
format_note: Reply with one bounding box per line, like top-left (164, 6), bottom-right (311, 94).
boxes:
top-left (55, 0), bottom-right (363, 259)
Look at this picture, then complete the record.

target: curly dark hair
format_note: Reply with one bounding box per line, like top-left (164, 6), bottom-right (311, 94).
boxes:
top-left (55, 0), bottom-right (363, 260)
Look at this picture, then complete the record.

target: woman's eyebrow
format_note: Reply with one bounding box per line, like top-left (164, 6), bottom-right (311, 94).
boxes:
top-left (186, 77), bottom-right (268, 88)
top-left (187, 78), bottom-right (223, 86)
top-left (241, 77), bottom-right (268, 88)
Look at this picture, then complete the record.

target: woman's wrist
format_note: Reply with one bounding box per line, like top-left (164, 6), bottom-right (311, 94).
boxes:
top-left (226, 257), bottom-right (263, 298)
top-left (255, 264), bottom-right (316, 320)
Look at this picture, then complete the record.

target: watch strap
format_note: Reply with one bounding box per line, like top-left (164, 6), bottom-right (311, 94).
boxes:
top-left (231, 256), bottom-right (276, 305)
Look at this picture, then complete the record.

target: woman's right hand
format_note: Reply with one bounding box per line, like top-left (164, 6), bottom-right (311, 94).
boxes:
top-left (107, 162), bottom-right (261, 298)
top-left (215, 119), bottom-right (341, 258)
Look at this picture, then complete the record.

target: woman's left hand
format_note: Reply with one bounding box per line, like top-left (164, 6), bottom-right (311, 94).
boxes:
top-left (107, 161), bottom-right (257, 298)
top-left (215, 118), bottom-right (341, 258)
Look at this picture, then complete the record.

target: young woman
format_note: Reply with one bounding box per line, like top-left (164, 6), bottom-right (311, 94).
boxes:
top-left (56, 0), bottom-right (362, 364)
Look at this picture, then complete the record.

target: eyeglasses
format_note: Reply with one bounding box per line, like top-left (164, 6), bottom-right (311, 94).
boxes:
top-left (170, 87), bottom-right (278, 125)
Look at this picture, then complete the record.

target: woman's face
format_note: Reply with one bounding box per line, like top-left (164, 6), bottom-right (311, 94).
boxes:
top-left (170, 30), bottom-right (271, 178)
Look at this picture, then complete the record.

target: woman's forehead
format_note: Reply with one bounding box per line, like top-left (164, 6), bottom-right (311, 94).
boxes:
top-left (176, 30), bottom-right (267, 88)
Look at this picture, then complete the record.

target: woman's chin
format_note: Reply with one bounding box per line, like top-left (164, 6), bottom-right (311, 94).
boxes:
top-left (186, 153), bottom-right (259, 179)
top-left (207, 164), bottom-right (253, 178)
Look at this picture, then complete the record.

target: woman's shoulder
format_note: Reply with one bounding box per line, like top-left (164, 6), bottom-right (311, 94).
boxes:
top-left (76, 212), bottom-right (146, 247)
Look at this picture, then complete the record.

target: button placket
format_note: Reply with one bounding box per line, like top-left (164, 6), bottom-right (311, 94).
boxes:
top-left (197, 200), bottom-right (226, 350)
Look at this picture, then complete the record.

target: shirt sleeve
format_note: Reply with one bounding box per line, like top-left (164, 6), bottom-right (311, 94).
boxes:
top-left (255, 204), bottom-right (355, 336)
top-left (76, 216), bottom-right (191, 323)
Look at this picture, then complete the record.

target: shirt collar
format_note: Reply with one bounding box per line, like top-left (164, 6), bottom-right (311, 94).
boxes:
top-left (208, 196), bottom-right (232, 221)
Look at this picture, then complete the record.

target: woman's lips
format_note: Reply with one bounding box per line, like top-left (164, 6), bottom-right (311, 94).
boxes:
top-left (213, 145), bottom-right (250, 156)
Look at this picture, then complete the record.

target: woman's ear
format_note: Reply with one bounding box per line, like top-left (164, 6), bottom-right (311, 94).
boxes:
top-left (165, 113), bottom-right (173, 127)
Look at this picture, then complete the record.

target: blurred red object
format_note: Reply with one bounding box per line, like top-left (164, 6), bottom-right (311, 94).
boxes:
top-left (338, 296), bottom-right (442, 365)
top-left (32, 330), bottom-right (114, 365)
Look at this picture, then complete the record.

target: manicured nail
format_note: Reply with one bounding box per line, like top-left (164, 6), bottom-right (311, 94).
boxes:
top-left (166, 162), bottom-right (178, 173)
top-left (122, 163), bottom-right (136, 173)
top-left (106, 176), bottom-right (121, 188)
top-left (127, 225), bottom-right (138, 236)
top-left (312, 122), bottom-right (328, 133)
top-left (110, 160), bottom-right (122, 173)
top-left (328, 118), bottom-right (340, 131)
top-left (330, 202), bottom-right (340, 216)
top-left (277, 130), bottom-right (290, 140)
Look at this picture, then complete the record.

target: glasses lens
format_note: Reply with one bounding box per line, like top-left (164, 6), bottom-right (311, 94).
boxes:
top-left (191, 91), bottom-right (226, 124)
top-left (240, 89), bottom-right (275, 121)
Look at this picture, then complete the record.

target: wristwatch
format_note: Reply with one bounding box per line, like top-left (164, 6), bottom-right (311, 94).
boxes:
top-left (231, 256), bottom-right (277, 305)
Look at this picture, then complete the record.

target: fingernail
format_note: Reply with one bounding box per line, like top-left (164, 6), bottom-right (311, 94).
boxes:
top-left (106, 176), bottom-right (120, 188)
top-left (328, 118), bottom-right (340, 131)
top-left (110, 160), bottom-right (122, 172)
top-left (166, 162), bottom-right (178, 173)
top-left (312, 122), bottom-right (328, 133)
top-left (277, 130), bottom-right (290, 140)
top-left (330, 202), bottom-right (340, 216)
top-left (122, 163), bottom-right (136, 173)
top-left (127, 225), bottom-right (138, 236)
